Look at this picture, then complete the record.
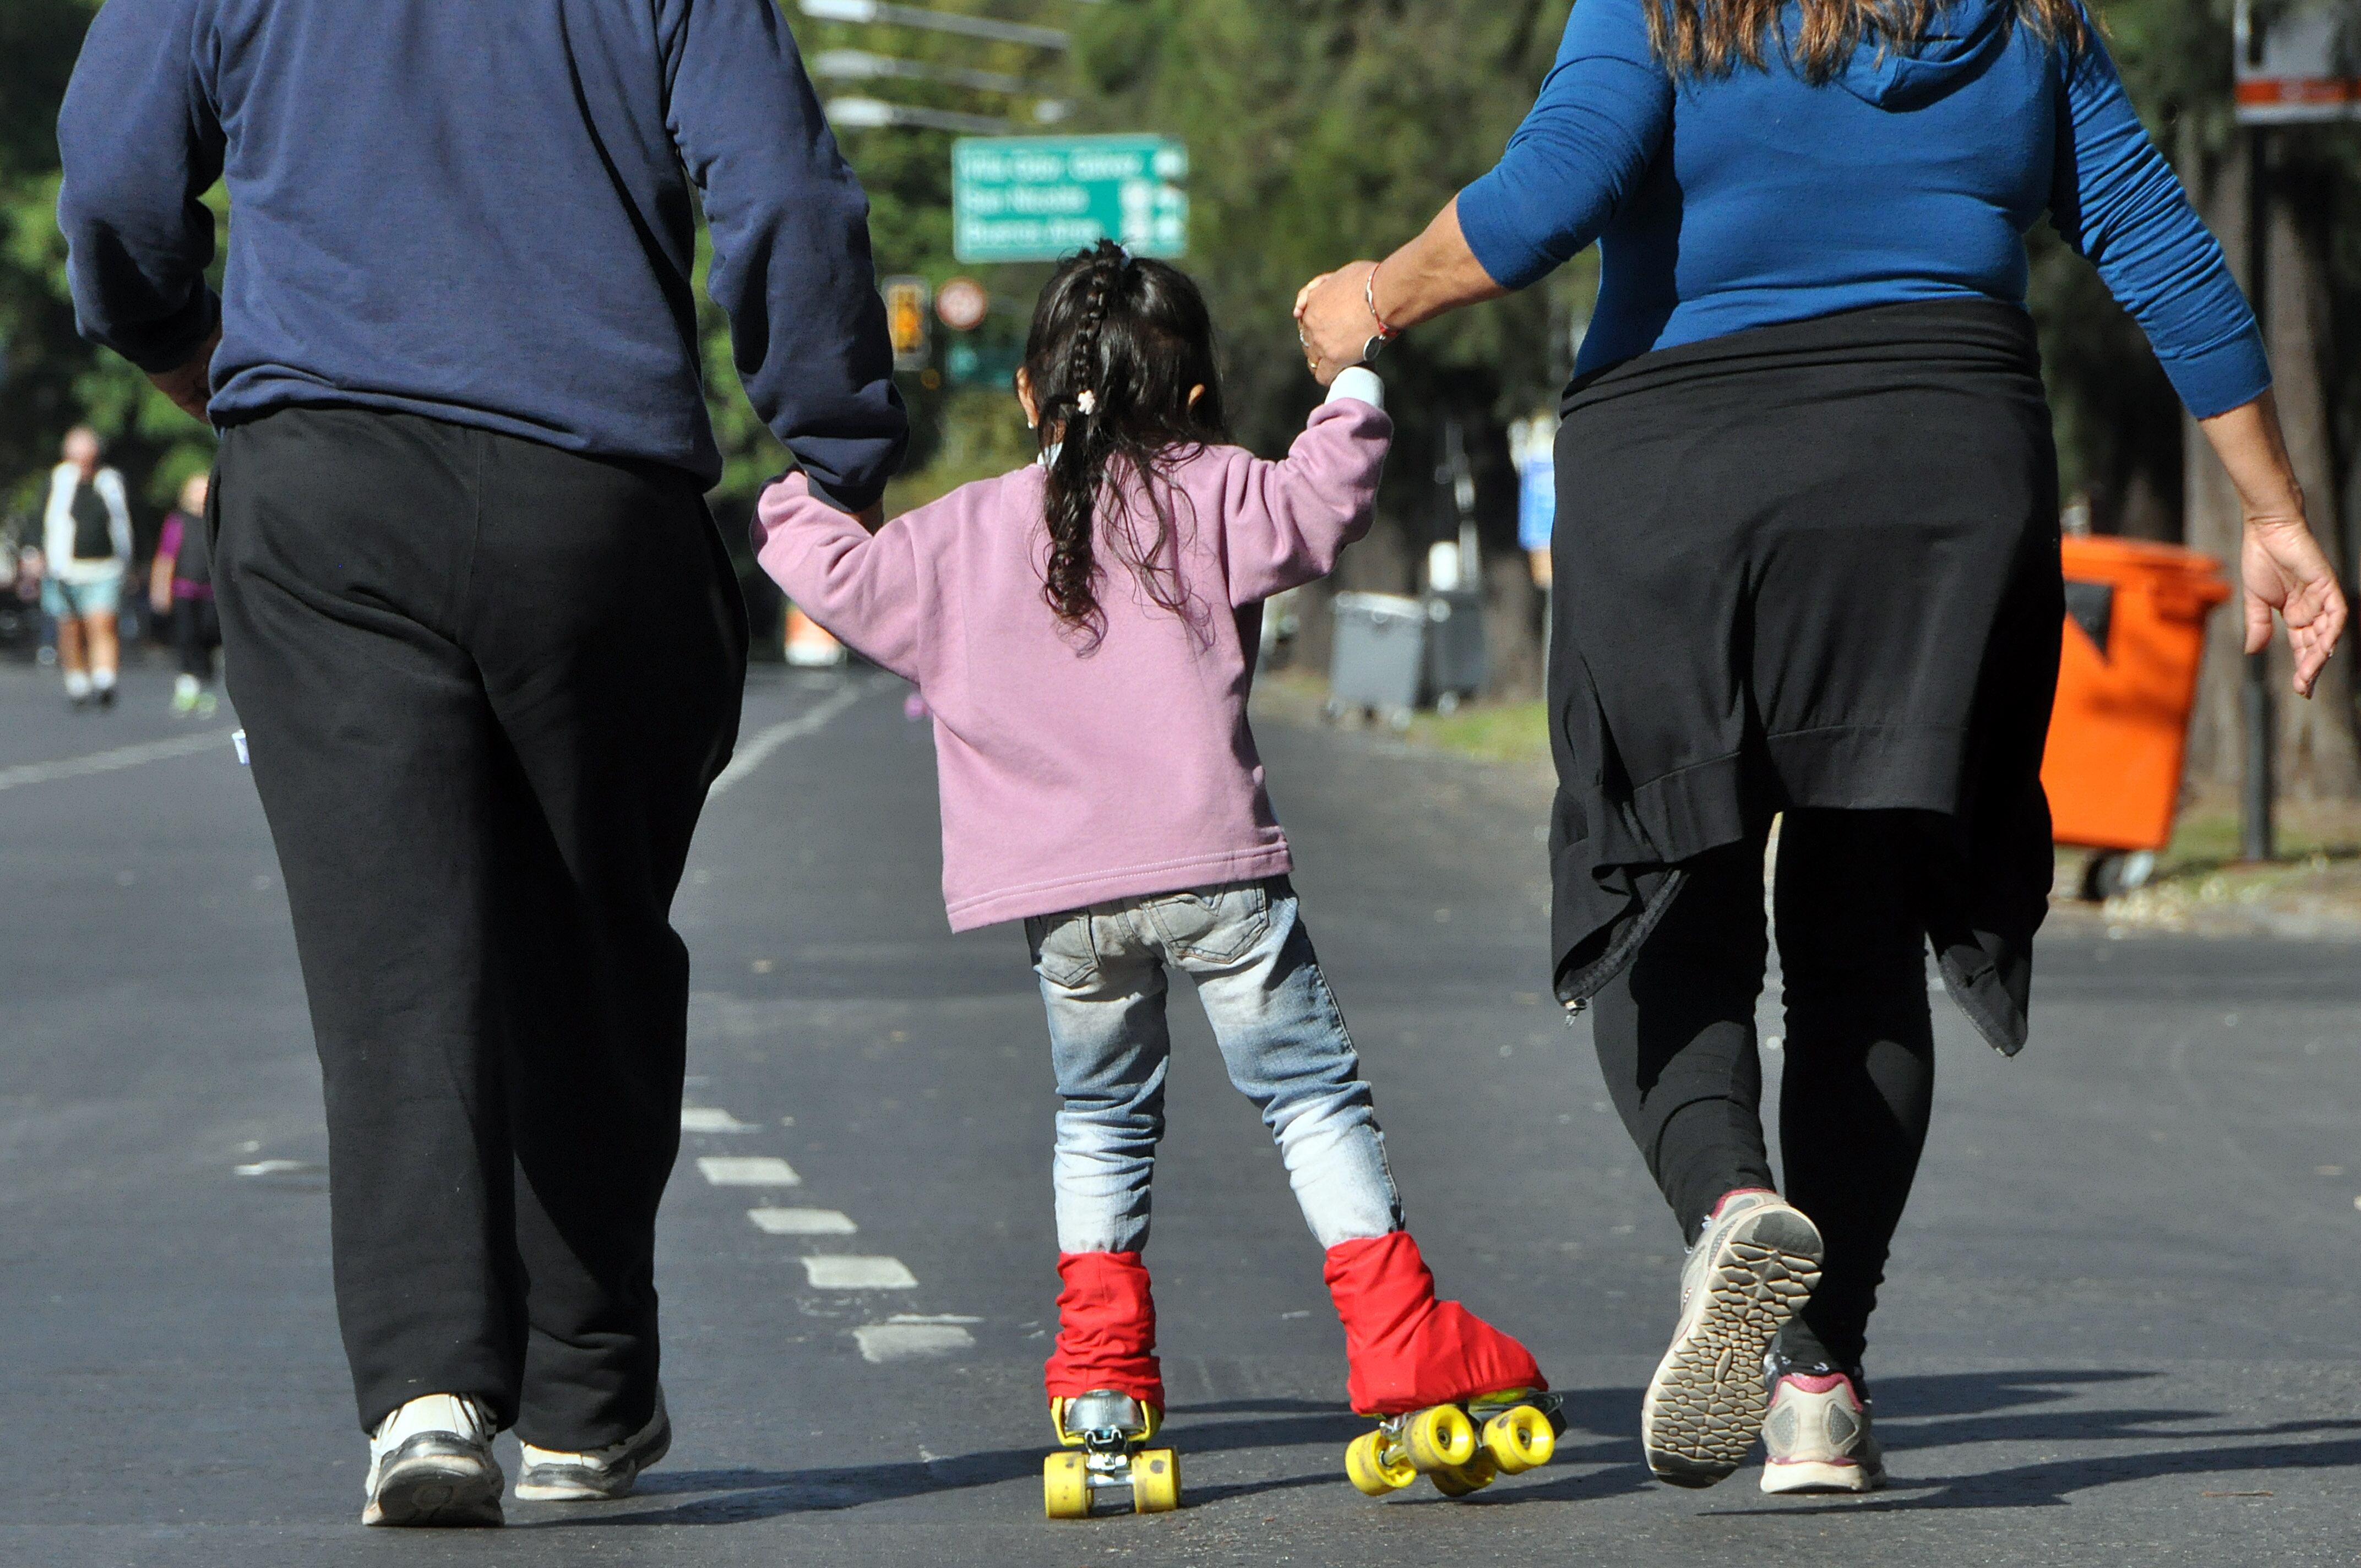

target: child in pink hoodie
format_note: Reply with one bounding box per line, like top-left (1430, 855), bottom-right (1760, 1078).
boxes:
top-left (755, 242), bottom-right (1555, 1512)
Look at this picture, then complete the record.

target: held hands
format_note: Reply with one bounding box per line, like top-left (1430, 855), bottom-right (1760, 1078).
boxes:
top-left (1293, 263), bottom-right (1381, 387)
top-left (2242, 512), bottom-right (2346, 699)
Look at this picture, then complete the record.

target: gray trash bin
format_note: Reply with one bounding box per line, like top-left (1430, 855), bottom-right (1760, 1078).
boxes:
top-left (1424, 590), bottom-right (1487, 712)
top-left (1327, 590), bottom-right (1426, 731)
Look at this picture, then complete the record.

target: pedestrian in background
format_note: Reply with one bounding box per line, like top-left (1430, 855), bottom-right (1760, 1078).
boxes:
top-left (58, 0), bottom-right (904, 1528)
top-left (41, 425), bottom-right (131, 710)
top-left (1297, 0), bottom-right (2346, 1498)
top-left (148, 472), bottom-right (217, 716)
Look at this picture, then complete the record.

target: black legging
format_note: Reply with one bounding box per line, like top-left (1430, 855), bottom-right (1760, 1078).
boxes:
top-left (1591, 809), bottom-right (1936, 1371)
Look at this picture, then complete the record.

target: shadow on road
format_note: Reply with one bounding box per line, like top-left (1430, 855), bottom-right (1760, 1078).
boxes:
top-left (509, 1370), bottom-right (2361, 1527)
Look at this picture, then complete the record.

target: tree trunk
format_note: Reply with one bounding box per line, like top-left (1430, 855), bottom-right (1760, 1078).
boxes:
top-left (2262, 149), bottom-right (2360, 800)
top-left (2182, 135), bottom-right (2249, 793)
top-left (2182, 133), bottom-right (2361, 803)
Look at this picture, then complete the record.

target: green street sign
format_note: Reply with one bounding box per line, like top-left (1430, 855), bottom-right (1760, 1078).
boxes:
top-left (951, 134), bottom-right (1188, 264)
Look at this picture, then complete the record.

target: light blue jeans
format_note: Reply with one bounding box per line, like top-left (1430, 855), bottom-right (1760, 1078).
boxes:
top-left (1025, 876), bottom-right (1403, 1255)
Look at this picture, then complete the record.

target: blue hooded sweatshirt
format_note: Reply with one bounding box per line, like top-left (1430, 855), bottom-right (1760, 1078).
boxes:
top-left (1456, 0), bottom-right (2268, 417)
top-left (57, 0), bottom-right (906, 508)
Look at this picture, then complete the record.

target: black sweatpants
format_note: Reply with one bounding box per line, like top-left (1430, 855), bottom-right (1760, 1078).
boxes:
top-left (211, 408), bottom-right (747, 1445)
top-left (1590, 810), bottom-right (1936, 1372)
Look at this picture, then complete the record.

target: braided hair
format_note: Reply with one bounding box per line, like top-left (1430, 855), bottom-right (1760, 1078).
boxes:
top-left (1024, 240), bottom-right (1228, 647)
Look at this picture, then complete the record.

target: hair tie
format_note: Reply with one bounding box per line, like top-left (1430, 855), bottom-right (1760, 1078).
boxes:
top-left (1076, 389), bottom-right (1098, 415)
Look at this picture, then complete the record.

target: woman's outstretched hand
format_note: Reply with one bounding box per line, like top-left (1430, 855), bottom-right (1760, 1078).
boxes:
top-left (2242, 518), bottom-right (2346, 699)
top-left (1293, 263), bottom-right (1379, 386)
top-left (2199, 391), bottom-right (2346, 699)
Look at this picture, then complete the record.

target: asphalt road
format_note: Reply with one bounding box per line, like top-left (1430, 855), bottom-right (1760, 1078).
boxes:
top-left (3, 658), bottom-right (2358, 1567)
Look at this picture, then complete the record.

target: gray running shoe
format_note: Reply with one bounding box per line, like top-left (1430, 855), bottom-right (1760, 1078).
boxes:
top-left (362, 1393), bottom-right (504, 1527)
top-left (1761, 1369), bottom-right (1885, 1493)
top-left (1640, 1189), bottom-right (1824, 1488)
top-left (515, 1387), bottom-right (672, 1502)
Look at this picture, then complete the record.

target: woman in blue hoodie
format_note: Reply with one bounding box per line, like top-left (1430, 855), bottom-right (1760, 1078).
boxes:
top-left (1295, 0), bottom-right (2344, 1498)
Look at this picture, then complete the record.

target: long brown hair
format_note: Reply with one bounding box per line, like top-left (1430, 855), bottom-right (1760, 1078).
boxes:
top-left (1647, 0), bottom-right (2086, 83)
top-left (1024, 240), bottom-right (1227, 648)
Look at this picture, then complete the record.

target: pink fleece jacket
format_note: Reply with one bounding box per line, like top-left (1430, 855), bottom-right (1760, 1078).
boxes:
top-left (754, 375), bottom-right (1392, 931)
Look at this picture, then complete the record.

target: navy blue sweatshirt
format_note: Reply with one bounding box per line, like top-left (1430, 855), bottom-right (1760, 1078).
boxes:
top-left (58, 0), bottom-right (907, 508)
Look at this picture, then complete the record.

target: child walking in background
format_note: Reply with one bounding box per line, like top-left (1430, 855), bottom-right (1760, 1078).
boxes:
top-left (755, 242), bottom-right (1558, 1517)
top-left (149, 473), bottom-right (220, 716)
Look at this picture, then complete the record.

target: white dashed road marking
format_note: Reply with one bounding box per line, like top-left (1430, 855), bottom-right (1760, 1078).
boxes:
top-left (803, 1255), bottom-right (918, 1290)
top-left (697, 1156), bottom-right (802, 1186)
top-left (689, 1090), bottom-right (973, 1361)
top-left (748, 1207), bottom-right (858, 1235)
top-left (233, 1159), bottom-right (315, 1177)
top-left (856, 1320), bottom-right (976, 1362)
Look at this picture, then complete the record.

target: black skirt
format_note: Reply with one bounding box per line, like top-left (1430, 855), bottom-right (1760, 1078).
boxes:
top-left (1547, 299), bottom-right (2061, 1055)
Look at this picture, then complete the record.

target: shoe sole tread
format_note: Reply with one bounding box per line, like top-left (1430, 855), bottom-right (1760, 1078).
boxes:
top-left (1641, 1205), bottom-right (1823, 1488)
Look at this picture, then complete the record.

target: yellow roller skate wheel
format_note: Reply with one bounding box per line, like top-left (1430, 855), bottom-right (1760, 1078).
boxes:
top-left (1429, 1451), bottom-right (1500, 1498)
top-left (1044, 1452), bottom-right (1091, 1520)
top-left (1401, 1404), bottom-right (1477, 1472)
top-left (1345, 1430), bottom-right (1417, 1496)
top-left (1131, 1448), bottom-right (1181, 1513)
top-left (1482, 1403), bottom-right (1557, 1474)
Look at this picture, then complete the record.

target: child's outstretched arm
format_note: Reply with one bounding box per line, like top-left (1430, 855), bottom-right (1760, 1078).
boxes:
top-left (752, 471), bottom-right (927, 681)
top-left (1218, 369), bottom-right (1392, 608)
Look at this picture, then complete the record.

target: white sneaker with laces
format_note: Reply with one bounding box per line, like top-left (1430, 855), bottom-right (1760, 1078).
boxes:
top-left (1640, 1188), bottom-right (1824, 1488)
top-left (515, 1387), bottom-right (672, 1502)
top-left (362, 1392), bottom-right (504, 1527)
top-left (1760, 1369), bottom-right (1886, 1493)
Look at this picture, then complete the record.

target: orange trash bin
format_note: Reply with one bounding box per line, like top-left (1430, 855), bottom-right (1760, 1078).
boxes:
top-left (2040, 535), bottom-right (2232, 890)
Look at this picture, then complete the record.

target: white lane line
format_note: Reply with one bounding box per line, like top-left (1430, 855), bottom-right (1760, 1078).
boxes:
top-left (706, 684), bottom-right (861, 798)
top-left (233, 1158), bottom-right (317, 1177)
top-left (681, 1106), bottom-right (756, 1133)
top-left (803, 1255), bottom-right (918, 1289)
top-left (0, 729), bottom-right (236, 792)
top-left (855, 1322), bottom-right (975, 1362)
top-left (749, 1206), bottom-right (858, 1235)
top-left (697, 1155), bottom-right (801, 1186)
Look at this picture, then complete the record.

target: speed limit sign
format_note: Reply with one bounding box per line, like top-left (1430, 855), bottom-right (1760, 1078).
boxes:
top-left (936, 276), bottom-right (989, 332)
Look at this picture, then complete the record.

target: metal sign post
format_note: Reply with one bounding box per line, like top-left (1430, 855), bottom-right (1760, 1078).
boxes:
top-left (951, 135), bottom-right (1188, 264)
top-left (2226, 0), bottom-right (2353, 858)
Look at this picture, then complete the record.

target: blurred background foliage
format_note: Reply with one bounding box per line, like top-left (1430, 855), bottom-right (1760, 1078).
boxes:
top-left (4, 0), bottom-right (2359, 700)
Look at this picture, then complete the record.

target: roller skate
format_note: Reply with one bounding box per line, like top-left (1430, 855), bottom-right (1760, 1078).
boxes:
top-left (1043, 1391), bottom-right (1180, 1518)
top-left (1042, 1251), bottom-right (1178, 1518)
top-left (1345, 1386), bottom-right (1565, 1499)
top-left (1325, 1231), bottom-right (1559, 1500)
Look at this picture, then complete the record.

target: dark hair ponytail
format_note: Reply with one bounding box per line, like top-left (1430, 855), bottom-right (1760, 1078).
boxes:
top-left (1025, 239), bottom-right (1227, 646)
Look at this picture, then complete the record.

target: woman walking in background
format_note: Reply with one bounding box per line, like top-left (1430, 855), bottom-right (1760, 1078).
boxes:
top-left (150, 473), bottom-right (221, 716)
top-left (41, 426), bottom-right (132, 711)
top-left (1296, 0), bottom-right (2344, 1496)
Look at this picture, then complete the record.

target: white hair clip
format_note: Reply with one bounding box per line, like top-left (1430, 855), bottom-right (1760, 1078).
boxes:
top-left (1076, 390), bottom-right (1098, 415)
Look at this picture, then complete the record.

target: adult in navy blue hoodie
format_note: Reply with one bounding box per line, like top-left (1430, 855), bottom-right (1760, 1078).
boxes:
top-left (57, 0), bottom-right (906, 1526)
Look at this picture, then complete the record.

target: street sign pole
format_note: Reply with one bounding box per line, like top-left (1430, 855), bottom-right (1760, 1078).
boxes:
top-left (2226, 0), bottom-right (2355, 859)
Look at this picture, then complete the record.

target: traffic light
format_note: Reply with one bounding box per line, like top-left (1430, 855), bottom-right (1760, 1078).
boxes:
top-left (884, 276), bottom-right (930, 372)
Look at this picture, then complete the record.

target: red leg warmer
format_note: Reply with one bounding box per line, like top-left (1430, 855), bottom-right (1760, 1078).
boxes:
top-left (1044, 1251), bottom-right (1164, 1409)
top-left (1324, 1231), bottom-right (1546, 1416)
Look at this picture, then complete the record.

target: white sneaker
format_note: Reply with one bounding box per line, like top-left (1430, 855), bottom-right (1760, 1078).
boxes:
top-left (515, 1387), bottom-right (672, 1501)
top-left (361, 1393), bottom-right (504, 1527)
top-left (1640, 1189), bottom-right (1824, 1488)
top-left (1761, 1370), bottom-right (1886, 1494)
